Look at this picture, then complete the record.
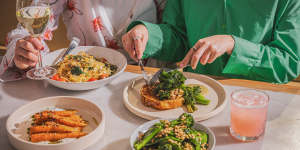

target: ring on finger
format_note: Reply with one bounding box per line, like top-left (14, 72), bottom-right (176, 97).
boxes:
top-left (192, 46), bottom-right (198, 52)
top-left (133, 35), bottom-right (142, 40)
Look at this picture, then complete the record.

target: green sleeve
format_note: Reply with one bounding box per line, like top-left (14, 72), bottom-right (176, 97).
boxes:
top-left (127, 0), bottom-right (188, 62)
top-left (223, 0), bottom-right (300, 83)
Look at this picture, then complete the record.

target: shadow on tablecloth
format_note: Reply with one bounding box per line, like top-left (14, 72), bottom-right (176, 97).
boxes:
top-left (210, 125), bottom-right (264, 149)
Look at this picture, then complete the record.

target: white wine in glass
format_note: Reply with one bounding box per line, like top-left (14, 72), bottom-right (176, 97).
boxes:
top-left (16, 0), bottom-right (56, 80)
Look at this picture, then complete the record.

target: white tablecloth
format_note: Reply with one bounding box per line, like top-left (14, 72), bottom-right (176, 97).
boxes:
top-left (0, 72), bottom-right (299, 150)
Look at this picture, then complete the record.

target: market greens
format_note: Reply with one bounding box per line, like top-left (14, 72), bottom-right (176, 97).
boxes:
top-left (153, 70), bottom-right (210, 113)
top-left (134, 113), bottom-right (208, 150)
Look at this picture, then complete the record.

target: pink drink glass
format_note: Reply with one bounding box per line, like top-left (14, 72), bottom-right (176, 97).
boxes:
top-left (230, 89), bottom-right (269, 141)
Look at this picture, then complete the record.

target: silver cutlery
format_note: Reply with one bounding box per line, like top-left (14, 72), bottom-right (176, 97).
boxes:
top-left (133, 48), bottom-right (150, 85)
top-left (53, 37), bottom-right (80, 66)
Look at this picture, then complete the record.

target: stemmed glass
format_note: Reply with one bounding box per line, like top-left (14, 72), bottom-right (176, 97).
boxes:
top-left (16, 0), bottom-right (56, 80)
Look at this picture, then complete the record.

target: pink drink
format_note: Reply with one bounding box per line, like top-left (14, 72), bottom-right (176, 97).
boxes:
top-left (230, 89), bottom-right (269, 141)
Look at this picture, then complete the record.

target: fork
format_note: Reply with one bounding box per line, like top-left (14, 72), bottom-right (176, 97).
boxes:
top-left (133, 48), bottom-right (150, 85)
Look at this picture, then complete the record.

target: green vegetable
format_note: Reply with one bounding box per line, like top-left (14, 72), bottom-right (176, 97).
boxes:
top-left (199, 131), bottom-right (208, 145)
top-left (134, 113), bottom-right (209, 150)
top-left (195, 94), bottom-right (210, 105)
top-left (134, 124), bottom-right (163, 150)
top-left (109, 64), bottom-right (118, 73)
top-left (157, 90), bottom-right (171, 100)
top-left (183, 86), bottom-right (210, 113)
top-left (154, 70), bottom-right (186, 100)
top-left (158, 143), bottom-right (173, 150)
top-left (72, 55), bottom-right (83, 61)
top-left (71, 66), bottom-right (83, 75)
top-left (169, 113), bottom-right (194, 127)
top-left (153, 70), bottom-right (210, 112)
top-left (88, 67), bottom-right (94, 70)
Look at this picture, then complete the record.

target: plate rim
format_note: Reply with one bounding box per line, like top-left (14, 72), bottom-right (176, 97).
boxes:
top-left (123, 73), bottom-right (228, 121)
top-left (6, 96), bottom-right (105, 147)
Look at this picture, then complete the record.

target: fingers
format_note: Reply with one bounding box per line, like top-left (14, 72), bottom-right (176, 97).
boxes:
top-left (122, 25), bottom-right (148, 62)
top-left (17, 39), bottom-right (38, 54)
top-left (131, 32), bottom-right (144, 59)
top-left (190, 42), bottom-right (209, 69)
top-left (179, 48), bottom-right (194, 68)
top-left (199, 49), bottom-right (211, 65)
top-left (13, 56), bottom-right (29, 70)
top-left (25, 37), bottom-right (44, 50)
top-left (122, 34), bottom-right (137, 62)
top-left (207, 48), bottom-right (217, 64)
top-left (14, 38), bottom-right (40, 70)
top-left (16, 39), bottom-right (39, 62)
top-left (14, 55), bottom-right (36, 70)
top-left (15, 47), bottom-right (38, 63)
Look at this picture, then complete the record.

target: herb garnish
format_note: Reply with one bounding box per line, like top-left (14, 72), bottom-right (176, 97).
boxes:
top-left (71, 66), bottom-right (83, 75)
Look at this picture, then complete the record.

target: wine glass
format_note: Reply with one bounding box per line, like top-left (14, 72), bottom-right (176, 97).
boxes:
top-left (16, 0), bottom-right (56, 80)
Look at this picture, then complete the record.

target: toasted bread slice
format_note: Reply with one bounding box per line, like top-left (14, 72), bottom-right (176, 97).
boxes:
top-left (140, 85), bottom-right (184, 110)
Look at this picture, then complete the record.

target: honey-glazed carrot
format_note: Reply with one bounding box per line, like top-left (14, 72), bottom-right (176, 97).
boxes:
top-left (33, 110), bottom-right (78, 120)
top-left (33, 113), bottom-right (86, 127)
top-left (44, 121), bottom-right (84, 131)
top-left (67, 114), bottom-right (83, 122)
top-left (30, 124), bottom-right (81, 134)
top-left (51, 110), bottom-right (77, 116)
top-left (30, 132), bottom-right (87, 142)
top-left (44, 121), bottom-right (57, 126)
top-left (54, 116), bottom-right (87, 127)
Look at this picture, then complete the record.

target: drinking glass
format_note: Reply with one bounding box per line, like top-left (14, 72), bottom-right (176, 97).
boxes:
top-left (230, 89), bottom-right (269, 141)
top-left (16, 0), bottom-right (56, 80)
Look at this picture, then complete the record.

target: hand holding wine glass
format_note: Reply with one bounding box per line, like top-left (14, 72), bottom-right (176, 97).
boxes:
top-left (14, 36), bottom-right (43, 70)
top-left (16, 0), bottom-right (56, 80)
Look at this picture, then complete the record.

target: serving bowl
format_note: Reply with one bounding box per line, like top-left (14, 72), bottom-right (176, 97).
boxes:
top-left (130, 119), bottom-right (216, 150)
top-left (6, 96), bottom-right (105, 150)
top-left (44, 46), bottom-right (127, 90)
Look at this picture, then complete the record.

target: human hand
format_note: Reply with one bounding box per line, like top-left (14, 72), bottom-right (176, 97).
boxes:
top-left (14, 36), bottom-right (44, 70)
top-left (122, 25), bottom-right (148, 61)
top-left (179, 35), bottom-right (235, 69)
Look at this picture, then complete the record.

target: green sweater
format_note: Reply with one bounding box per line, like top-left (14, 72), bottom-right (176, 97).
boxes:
top-left (128, 0), bottom-right (300, 83)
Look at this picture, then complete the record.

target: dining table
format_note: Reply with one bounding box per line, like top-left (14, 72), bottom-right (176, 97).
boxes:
top-left (0, 64), bottom-right (299, 150)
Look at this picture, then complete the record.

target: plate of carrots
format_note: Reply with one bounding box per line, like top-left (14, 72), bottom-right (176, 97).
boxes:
top-left (29, 109), bottom-right (88, 143)
top-left (6, 96), bottom-right (105, 150)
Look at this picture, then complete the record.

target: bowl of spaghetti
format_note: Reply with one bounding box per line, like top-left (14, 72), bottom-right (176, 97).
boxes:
top-left (43, 46), bottom-right (127, 90)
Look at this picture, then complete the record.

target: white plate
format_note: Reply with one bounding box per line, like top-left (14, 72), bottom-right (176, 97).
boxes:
top-left (6, 96), bottom-right (105, 150)
top-left (123, 72), bottom-right (227, 121)
top-left (44, 46), bottom-right (127, 90)
top-left (130, 119), bottom-right (216, 150)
